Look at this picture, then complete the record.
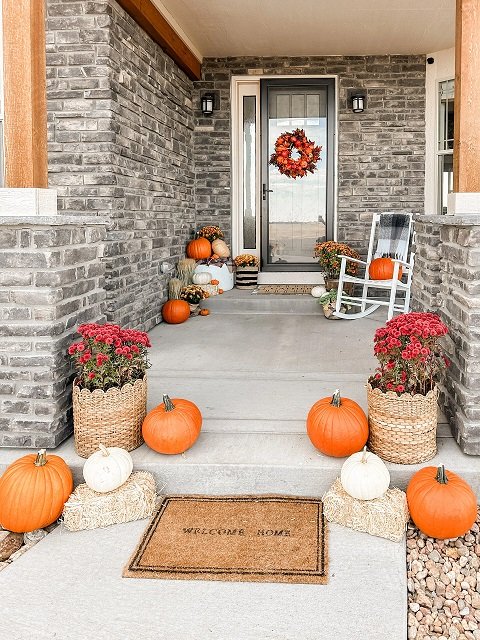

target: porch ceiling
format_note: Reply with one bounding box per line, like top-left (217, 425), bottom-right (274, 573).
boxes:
top-left (154, 0), bottom-right (454, 59)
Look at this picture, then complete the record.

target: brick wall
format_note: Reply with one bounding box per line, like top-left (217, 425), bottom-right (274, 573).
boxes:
top-left (194, 56), bottom-right (426, 253)
top-left (46, 0), bottom-right (195, 331)
top-left (0, 217), bottom-right (106, 448)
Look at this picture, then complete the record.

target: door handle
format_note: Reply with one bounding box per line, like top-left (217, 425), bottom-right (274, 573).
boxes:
top-left (262, 184), bottom-right (273, 201)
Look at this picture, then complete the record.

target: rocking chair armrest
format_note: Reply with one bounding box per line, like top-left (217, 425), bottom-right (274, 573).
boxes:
top-left (338, 255), bottom-right (368, 266)
top-left (389, 257), bottom-right (412, 269)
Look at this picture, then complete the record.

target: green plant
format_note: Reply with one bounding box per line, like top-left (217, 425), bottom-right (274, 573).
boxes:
top-left (313, 241), bottom-right (361, 278)
top-left (318, 290), bottom-right (338, 306)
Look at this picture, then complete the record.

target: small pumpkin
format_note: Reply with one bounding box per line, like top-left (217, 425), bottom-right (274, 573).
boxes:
top-left (306, 390), bottom-right (368, 457)
top-left (311, 285), bottom-right (326, 298)
top-left (218, 289), bottom-right (224, 294)
top-left (340, 447), bottom-right (390, 500)
top-left (142, 395), bottom-right (203, 454)
top-left (0, 449), bottom-right (73, 533)
top-left (211, 254), bottom-right (220, 260)
top-left (192, 271), bottom-right (212, 285)
top-left (407, 465), bottom-right (477, 539)
top-left (83, 444), bottom-right (133, 493)
top-left (369, 257), bottom-right (402, 281)
top-left (162, 299), bottom-right (190, 324)
top-left (210, 279), bottom-right (220, 285)
top-left (186, 237), bottom-right (211, 260)
top-left (211, 239), bottom-right (230, 258)
top-left (200, 309), bottom-right (210, 316)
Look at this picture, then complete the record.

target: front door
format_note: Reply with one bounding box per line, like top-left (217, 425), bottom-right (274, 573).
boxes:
top-left (260, 79), bottom-right (335, 271)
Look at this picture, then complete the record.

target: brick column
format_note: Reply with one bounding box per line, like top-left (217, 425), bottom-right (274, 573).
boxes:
top-left (0, 216), bottom-right (107, 448)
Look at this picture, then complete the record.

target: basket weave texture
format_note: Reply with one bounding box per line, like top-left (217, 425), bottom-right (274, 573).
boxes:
top-left (62, 471), bottom-right (156, 531)
top-left (199, 284), bottom-right (219, 296)
top-left (323, 478), bottom-right (408, 542)
top-left (367, 383), bottom-right (438, 465)
top-left (73, 377), bottom-right (147, 458)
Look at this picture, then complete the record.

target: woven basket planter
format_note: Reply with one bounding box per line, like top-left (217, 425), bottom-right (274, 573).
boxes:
top-left (235, 266), bottom-right (258, 289)
top-left (73, 377), bottom-right (147, 458)
top-left (367, 383), bottom-right (438, 465)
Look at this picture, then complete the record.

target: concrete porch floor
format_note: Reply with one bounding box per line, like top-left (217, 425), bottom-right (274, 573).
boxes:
top-left (0, 294), bottom-right (472, 640)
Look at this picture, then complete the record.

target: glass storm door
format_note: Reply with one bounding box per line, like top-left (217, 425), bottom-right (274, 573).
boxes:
top-left (261, 79), bottom-right (335, 271)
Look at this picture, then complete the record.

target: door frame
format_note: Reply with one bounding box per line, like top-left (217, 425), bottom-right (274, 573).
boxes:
top-left (230, 74), bottom-right (339, 267)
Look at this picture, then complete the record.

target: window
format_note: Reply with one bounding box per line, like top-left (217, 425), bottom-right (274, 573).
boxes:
top-left (437, 79), bottom-right (454, 214)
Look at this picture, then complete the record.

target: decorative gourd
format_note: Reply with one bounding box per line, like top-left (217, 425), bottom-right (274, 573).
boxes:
top-left (83, 444), bottom-right (133, 493)
top-left (306, 389), bottom-right (368, 457)
top-left (311, 285), bottom-right (326, 298)
top-left (369, 257), bottom-right (402, 281)
top-left (192, 272), bottom-right (212, 285)
top-left (0, 449), bottom-right (73, 533)
top-left (407, 465), bottom-right (477, 539)
top-left (218, 289), bottom-right (224, 294)
top-left (162, 299), bottom-right (190, 324)
top-left (187, 237), bottom-right (211, 260)
top-left (211, 239), bottom-right (230, 258)
top-left (143, 395), bottom-right (202, 454)
top-left (200, 309), bottom-right (210, 316)
top-left (210, 279), bottom-right (220, 285)
top-left (211, 254), bottom-right (220, 260)
top-left (340, 447), bottom-right (390, 500)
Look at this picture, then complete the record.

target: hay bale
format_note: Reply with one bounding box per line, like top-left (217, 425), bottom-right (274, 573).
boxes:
top-left (62, 471), bottom-right (156, 532)
top-left (323, 478), bottom-right (409, 542)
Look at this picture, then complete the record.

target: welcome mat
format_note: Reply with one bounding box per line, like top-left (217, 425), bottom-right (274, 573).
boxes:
top-left (124, 495), bottom-right (328, 584)
top-left (256, 284), bottom-right (318, 295)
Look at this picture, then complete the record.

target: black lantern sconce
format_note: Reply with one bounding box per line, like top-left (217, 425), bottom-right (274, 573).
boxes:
top-left (201, 93), bottom-right (215, 116)
top-left (351, 93), bottom-right (366, 113)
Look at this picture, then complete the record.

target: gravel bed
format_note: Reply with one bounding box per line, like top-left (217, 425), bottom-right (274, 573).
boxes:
top-left (0, 524), bottom-right (57, 571)
top-left (407, 512), bottom-right (480, 640)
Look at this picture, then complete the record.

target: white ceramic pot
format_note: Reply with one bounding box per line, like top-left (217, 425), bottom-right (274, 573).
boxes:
top-left (194, 264), bottom-right (234, 291)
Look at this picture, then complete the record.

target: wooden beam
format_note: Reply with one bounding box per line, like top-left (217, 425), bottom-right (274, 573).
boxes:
top-left (454, 0), bottom-right (480, 192)
top-left (2, 0), bottom-right (48, 188)
top-left (116, 0), bottom-right (202, 81)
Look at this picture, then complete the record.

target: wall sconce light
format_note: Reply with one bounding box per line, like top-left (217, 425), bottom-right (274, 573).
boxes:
top-left (201, 93), bottom-right (214, 116)
top-left (351, 94), bottom-right (366, 113)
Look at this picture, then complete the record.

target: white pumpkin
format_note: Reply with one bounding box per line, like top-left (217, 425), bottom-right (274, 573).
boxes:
top-left (311, 285), bottom-right (326, 298)
top-left (192, 271), bottom-right (212, 285)
top-left (83, 444), bottom-right (133, 493)
top-left (340, 447), bottom-right (390, 500)
top-left (211, 239), bottom-right (230, 258)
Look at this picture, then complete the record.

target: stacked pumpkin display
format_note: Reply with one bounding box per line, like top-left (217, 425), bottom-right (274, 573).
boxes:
top-left (186, 225), bottom-right (231, 261)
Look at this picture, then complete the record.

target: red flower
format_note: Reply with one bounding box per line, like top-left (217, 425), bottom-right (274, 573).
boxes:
top-left (88, 372), bottom-right (95, 380)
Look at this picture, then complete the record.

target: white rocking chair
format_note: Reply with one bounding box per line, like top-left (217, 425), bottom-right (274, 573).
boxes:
top-left (334, 212), bottom-right (414, 321)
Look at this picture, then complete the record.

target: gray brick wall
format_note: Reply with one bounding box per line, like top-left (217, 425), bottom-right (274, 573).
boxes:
top-left (46, 0), bottom-right (195, 331)
top-left (0, 218), bottom-right (106, 448)
top-left (194, 56), bottom-right (426, 253)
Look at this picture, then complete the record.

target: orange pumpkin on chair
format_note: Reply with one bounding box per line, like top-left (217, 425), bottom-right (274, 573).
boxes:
top-left (369, 257), bottom-right (402, 280)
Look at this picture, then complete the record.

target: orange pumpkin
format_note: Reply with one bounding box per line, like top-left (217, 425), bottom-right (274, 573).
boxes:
top-left (369, 257), bottom-right (403, 280)
top-left (211, 254), bottom-right (220, 260)
top-left (200, 309), bottom-right (210, 316)
top-left (407, 465), bottom-right (477, 539)
top-left (142, 395), bottom-right (202, 454)
top-left (306, 390), bottom-right (368, 457)
top-left (0, 450), bottom-right (73, 533)
top-left (211, 279), bottom-right (220, 285)
top-left (162, 300), bottom-right (190, 324)
top-left (187, 237), bottom-right (211, 260)
top-left (218, 289), bottom-right (224, 294)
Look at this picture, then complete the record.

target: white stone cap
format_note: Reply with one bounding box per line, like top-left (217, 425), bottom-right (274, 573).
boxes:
top-left (0, 215), bottom-right (108, 226)
top-left (447, 192), bottom-right (480, 216)
top-left (0, 188), bottom-right (58, 216)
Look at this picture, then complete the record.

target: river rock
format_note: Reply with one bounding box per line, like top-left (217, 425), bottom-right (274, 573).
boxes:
top-left (0, 532), bottom-right (24, 561)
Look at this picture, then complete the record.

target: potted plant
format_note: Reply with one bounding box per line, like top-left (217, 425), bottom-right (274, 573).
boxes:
top-left (313, 241), bottom-right (360, 292)
top-left (234, 254), bottom-right (259, 289)
top-left (367, 312), bottom-right (449, 465)
top-left (68, 323), bottom-right (151, 458)
top-left (197, 225), bottom-right (224, 242)
top-left (180, 284), bottom-right (208, 314)
top-left (318, 290), bottom-right (349, 319)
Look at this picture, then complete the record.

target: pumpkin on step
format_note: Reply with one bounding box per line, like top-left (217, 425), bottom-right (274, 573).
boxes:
top-left (142, 395), bottom-right (202, 454)
top-left (200, 309), bottom-right (210, 316)
top-left (83, 444), bottom-right (133, 493)
top-left (407, 465), bottom-right (477, 539)
top-left (369, 257), bottom-right (402, 281)
top-left (162, 299), bottom-right (190, 324)
top-left (211, 239), bottom-right (230, 258)
top-left (340, 447), bottom-right (390, 500)
top-left (186, 237), bottom-right (211, 260)
top-left (0, 449), bottom-right (73, 533)
top-left (306, 390), bottom-right (368, 457)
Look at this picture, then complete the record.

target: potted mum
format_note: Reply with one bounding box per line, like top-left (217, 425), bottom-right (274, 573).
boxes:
top-left (180, 285), bottom-right (208, 314)
top-left (68, 323), bottom-right (151, 458)
top-left (367, 312), bottom-right (449, 465)
top-left (234, 254), bottom-right (259, 289)
top-left (313, 241), bottom-right (360, 292)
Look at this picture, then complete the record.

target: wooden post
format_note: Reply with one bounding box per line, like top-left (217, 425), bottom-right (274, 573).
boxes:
top-left (454, 0), bottom-right (480, 193)
top-left (2, 0), bottom-right (49, 187)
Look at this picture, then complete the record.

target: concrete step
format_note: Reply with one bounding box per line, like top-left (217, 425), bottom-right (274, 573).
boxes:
top-left (0, 518), bottom-right (406, 640)
top-left (201, 289), bottom-right (322, 314)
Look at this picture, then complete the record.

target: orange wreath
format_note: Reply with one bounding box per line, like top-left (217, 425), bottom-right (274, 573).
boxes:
top-left (269, 128), bottom-right (322, 179)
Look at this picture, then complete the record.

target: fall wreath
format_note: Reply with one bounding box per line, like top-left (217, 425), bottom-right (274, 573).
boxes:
top-left (269, 128), bottom-right (322, 179)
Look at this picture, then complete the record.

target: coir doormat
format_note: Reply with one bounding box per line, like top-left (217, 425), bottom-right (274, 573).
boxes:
top-left (256, 284), bottom-right (318, 295)
top-left (124, 495), bottom-right (328, 584)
